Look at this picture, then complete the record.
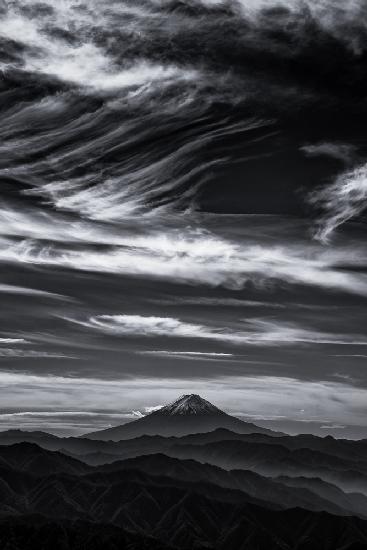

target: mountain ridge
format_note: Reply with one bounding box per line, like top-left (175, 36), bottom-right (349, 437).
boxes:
top-left (1, 443), bottom-right (367, 549)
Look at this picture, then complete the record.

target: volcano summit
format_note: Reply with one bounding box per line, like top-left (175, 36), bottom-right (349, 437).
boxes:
top-left (83, 394), bottom-right (278, 441)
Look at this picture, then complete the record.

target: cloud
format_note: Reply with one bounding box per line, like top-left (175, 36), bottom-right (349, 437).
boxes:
top-left (0, 348), bottom-right (76, 358)
top-left (68, 314), bottom-right (367, 347)
top-left (320, 424), bottom-right (346, 429)
top-left (0, 336), bottom-right (75, 358)
top-left (151, 297), bottom-right (341, 311)
top-left (331, 354), bottom-right (367, 358)
top-left (301, 142), bottom-right (355, 164)
top-left (0, 410), bottom-right (137, 436)
top-left (310, 162), bottom-right (367, 242)
top-left (0, 411), bottom-right (128, 418)
top-left (1, 203), bottom-right (367, 296)
top-left (0, 338), bottom-right (28, 344)
top-left (0, 284), bottom-right (71, 301)
top-left (138, 350), bottom-right (236, 361)
top-left (144, 405), bottom-right (164, 413)
top-left (74, 315), bottom-right (210, 339)
top-left (152, 297), bottom-right (287, 308)
top-left (0, 3), bottom-right (198, 93)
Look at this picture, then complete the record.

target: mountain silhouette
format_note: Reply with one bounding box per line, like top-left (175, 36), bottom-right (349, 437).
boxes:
top-left (83, 394), bottom-right (279, 440)
top-left (1, 443), bottom-right (367, 549)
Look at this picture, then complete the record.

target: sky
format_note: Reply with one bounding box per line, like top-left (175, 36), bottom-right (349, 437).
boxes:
top-left (0, 0), bottom-right (366, 437)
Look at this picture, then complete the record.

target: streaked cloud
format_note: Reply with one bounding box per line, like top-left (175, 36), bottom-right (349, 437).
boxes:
top-left (0, 348), bottom-right (77, 358)
top-left (0, 284), bottom-right (70, 301)
top-left (138, 350), bottom-right (236, 361)
top-left (301, 142), bottom-right (355, 164)
top-left (320, 424), bottom-right (346, 429)
top-left (152, 297), bottom-right (287, 308)
top-left (144, 405), bottom-right (164, 413)
top-left (331, 354), bottom-right (367, 358)
top-left (0, 338), bottom-right (28, 344)
top-left (310, 162), bottom-right (367, 242)
top-left (0, 411), bottom-right (129, 418)
top-left (68, 314), bottom-right (367, 347)
top-left (1, 204), bottom-right (367, 296)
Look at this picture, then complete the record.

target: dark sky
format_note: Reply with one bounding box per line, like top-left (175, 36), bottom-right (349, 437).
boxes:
top-left (0, 0), bottom-right (366, 437)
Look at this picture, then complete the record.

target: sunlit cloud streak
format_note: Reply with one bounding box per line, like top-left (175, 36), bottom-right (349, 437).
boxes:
top-left (0, 4), bottom-right (198, 93)
top-left (310, 162), bottom-right (367, 242)
top-left (1, 204), bottom-right (367, 296)
top-left (0, 283), bottom-right (70, 300)
top-left (67, 314), bottom-right (367, 347)
top-left (138, 350), bottom-right (236, 361)
top-left (139, 351), bottom-right (234, 357)
top-left (0, 338), bottom-right (28, 345)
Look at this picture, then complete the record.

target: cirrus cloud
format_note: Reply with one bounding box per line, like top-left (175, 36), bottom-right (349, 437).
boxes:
top-left (310, 162), bottom-right (367, 242)
top-left (67, 314), bottom-right (367, 347)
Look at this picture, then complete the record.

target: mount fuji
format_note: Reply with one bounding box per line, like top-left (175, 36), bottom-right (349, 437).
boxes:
top-left (83, 394), bottom-right (279, 440)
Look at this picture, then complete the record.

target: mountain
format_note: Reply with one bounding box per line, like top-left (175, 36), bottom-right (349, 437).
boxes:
top-left (167, 439), bottom-right (367, 495)
top-left (3, 427), bottom-right (367, 498)
top-left (0, 515), bottom-right (174, 550)
top-left (83, 394), bottom-right (279, 440)
top-left (100, 453), bottom-right (367, 518)
top-left (156, 394), bottom-right (222, 415)
top-left (1, 443), bottom-right (367, 549)
top-left (0, 442), bottom-right (90, 476)
top-left (2, 427), bottom-right (367, 466)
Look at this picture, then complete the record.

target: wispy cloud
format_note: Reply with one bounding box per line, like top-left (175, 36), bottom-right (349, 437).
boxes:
top-left (68, 314), bottom-right (367, 347)
top-left (0, 336), bottom-right (75, 358)
top-left (0, 411), bottom-right (129, 418)
top-left (331, 354), bottom-right (367, 358)
top-left (144, 405), bottom-right (164, 413)
top-left (0, 338), bottom-right (28, 344)
top-left (310, 162), bottom-right (367, 242)
top-left (152, 297), bottom-right (340, 311)
top-left (0, 284), bottom-right (71, 301)
top-left (1, 204), bottom-right (367, 296)
top-left (152, 297), bottom-right (287, 308)
top-left (320, 424), bottom-right (346, 429)
top-left (138, 350), bottom-right (235, 361)
top-left (0, 348), bottom-right (76, 358)
top-left (301, 142), bottom-right (355, 164)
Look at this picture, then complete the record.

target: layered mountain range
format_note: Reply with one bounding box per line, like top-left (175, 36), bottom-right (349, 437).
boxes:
top-left (0, 395), bottom-right (367, 549)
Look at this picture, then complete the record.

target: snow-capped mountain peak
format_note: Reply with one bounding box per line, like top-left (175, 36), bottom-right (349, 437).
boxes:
top-left (151, 394), bottom-right (223, 416)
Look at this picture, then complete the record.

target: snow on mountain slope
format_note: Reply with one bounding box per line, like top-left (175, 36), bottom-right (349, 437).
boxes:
top-left (153, 394), bottom-right (224, 416)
